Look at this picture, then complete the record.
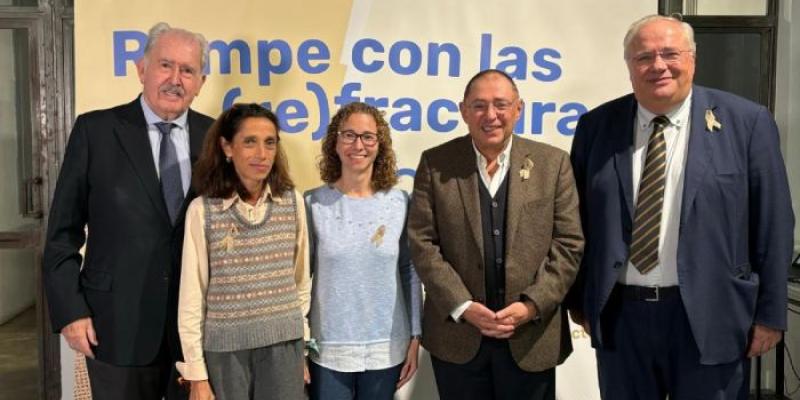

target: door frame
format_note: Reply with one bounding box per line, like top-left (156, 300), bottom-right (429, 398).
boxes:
top-left (0, 3), bottom-right (73, 399)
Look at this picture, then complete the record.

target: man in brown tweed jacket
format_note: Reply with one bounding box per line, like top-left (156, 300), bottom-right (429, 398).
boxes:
top-left (408, 69), bottom-right (584, 400)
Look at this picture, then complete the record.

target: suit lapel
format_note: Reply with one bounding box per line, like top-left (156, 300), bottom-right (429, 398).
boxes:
top-left (172, 110), bottom-right (211, 230)
top-left (453, 136), bottom-right (484, 259)
top-left (614, 97), bottom-right (638, 225)
top-left (187, 110), bottom-right (206, 165)
top-left (505, 138), bottom-right (534, 255)
top-left (113, 98), bottom-right (171, 223)
top-left (184, 109), bottom-right (208, 200)
top-left (680, 87), bottom-right (713, 226)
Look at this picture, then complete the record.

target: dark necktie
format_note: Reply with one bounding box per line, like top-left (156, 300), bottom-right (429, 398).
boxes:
top-left (629, 115), bottom-right (670, 274)
top-left (156, 122), bottom-right (184, 224)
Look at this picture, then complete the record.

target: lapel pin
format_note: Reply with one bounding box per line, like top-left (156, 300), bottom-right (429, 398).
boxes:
top-left (222, 225), bottom-right (238, 252)
top-left (705, 109), bottom-right (722, 132)
top-left (371, 225), bottom-right (386, 247)
top-left (520, 158), bottom-right (534, 181)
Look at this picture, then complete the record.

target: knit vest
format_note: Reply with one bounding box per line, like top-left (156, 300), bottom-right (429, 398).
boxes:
top-left (202, 192), bottom-right (303, 352)
top-left (479, 174), bottom-right (510, 312)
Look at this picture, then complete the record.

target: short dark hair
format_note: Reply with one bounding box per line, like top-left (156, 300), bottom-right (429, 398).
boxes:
top-left (463, 69), bottom-right (519, 100)
top-left (193, 103), bottom-right (294, 199)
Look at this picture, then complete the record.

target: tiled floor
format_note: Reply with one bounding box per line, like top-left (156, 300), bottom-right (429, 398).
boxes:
top-left (0, 307), bottom-right (38, 400)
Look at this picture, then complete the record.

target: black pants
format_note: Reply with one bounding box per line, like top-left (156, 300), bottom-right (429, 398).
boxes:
top-left (431, 338), bottom-right (555, 400)
top-left (85, 338), bottom-right (187, 400)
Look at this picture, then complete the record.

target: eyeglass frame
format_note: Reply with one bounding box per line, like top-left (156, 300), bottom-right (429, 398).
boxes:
top-left (628, 48), bottom-right (694, 66)
top-left (464, 99), bottom-right (518, 114)
top-left (337, 129), bottom-right (379, 146)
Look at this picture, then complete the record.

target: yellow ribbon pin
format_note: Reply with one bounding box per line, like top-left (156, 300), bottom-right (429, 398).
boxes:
top-left (705, 109), bottom-right (722, 132)
top-left (371, 225), bottom-right (386, 247)
top-left (520, 158), bottom-right (534, 181)
top-left (221, 225), bottom-right (239, 252)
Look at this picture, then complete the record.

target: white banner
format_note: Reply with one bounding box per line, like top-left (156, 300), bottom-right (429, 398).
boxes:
top-left (72, 1), bottom-right (657, 398)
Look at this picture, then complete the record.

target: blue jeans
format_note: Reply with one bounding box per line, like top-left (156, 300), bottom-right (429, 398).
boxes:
top-left (308, 360), bottom-right (402, 400)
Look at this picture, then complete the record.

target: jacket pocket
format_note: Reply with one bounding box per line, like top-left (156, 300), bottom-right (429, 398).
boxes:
top-left (732, 263), bottom-right (752, 280)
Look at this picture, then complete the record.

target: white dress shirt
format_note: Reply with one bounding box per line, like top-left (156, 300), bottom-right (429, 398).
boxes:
top-left (619, 94), bottom-right (692, 287)
top-left (474, 136), bottom-right (513, 197)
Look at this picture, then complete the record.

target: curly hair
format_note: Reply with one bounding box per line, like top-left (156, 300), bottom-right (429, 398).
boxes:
top-left (318, 102), bottom-right (398, 191)
top-left (193, 103), bottom-right (294, 199)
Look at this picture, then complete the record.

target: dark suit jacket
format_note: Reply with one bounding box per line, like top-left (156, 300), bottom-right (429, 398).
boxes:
top-left (43, 97), bottom-right (214, 366)
top-left (408, 135), bottom-right (584, 372)
top-left (566, 85), bottom-right (794, 365)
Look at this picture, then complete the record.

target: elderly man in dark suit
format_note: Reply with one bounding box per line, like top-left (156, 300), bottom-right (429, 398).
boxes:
top-left (407, 69), bottom-right (584, 400)
top-left (566, 15), bottom-right (794, 399)
top-left (42, 22), bottom-right (214, 400)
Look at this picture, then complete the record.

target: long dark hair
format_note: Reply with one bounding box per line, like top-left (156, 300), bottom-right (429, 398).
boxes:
top-left (193, 103), bottom-right (294, 198)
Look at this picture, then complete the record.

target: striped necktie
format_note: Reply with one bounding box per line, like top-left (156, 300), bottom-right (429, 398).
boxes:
top-left (629, 115), bottom-right (670, 274)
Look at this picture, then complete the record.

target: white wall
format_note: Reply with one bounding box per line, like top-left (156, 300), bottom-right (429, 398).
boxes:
top-left (778, 0), bottom-right (800, 252)
top-left (767, 0), bottom-right (800, 398)
top-left (785, 284), bottom-right (800, 399)
top-left (776, 0), bottom-right (800, 397)
top-left (776, 0), bottom-right (800, 254)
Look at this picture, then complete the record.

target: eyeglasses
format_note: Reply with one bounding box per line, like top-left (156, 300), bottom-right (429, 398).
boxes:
top-left (466, 100), bottom-right (515, 113)
top-left (337, 130), bottom-right (379, 146)
top-left (629, 49), bottom-right (693, 66)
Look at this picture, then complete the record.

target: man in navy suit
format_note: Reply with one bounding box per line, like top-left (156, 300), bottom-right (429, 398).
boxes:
top-left (566, 14), bottom-right (794, 399)
top-left (43, 22), bottom-right (213, 399)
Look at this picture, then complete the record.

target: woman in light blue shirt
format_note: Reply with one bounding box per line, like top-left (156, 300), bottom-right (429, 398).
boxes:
top-left (305, 102), bottom-right (422, 400)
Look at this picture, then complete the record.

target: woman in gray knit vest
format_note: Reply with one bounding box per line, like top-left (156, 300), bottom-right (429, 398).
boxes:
top-left (305, 102), bottom-right (423, 400)
top-left (176, 103), bottom-right (311, 400)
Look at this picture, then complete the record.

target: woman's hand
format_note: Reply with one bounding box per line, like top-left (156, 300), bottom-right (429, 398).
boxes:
top-left (304, 357), bottom-right (311, 384)
top-left (397, 337), bottom-right (420, 388)
top-left (189, 380), bottom-right (215, 400)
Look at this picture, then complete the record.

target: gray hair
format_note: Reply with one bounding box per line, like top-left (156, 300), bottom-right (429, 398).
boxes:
top-left (623, 14), bottom-right (696, 59)
top-left (143, 22), bottom-right (209, 73)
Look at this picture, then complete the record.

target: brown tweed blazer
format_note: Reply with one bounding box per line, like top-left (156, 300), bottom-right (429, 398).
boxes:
top-left (408, 134), bottom-right (584, 372)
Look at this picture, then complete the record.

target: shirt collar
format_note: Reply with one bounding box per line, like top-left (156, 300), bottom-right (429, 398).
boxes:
top-left (471, 135), bottom-right (513, 170)
top-left (140, 95), bottom-right (189, 129)
top-left (637, 90), bottom-right (692, 130)
top-left (220, 184), bottom-right (281, 210)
